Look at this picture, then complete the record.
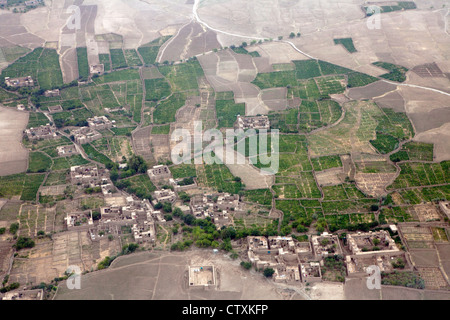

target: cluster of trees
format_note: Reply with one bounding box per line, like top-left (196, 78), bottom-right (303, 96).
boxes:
top-left (0, 282), bottom-right (20, 293)
top-left (97, 243), bottom-right (140, 270)
top-left (110, 155), bottom-right (148, 182)
top-left (14, 236), bottom-right (35, 250)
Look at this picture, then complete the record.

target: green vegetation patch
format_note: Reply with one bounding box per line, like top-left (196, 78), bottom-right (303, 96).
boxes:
top-left (311, 155), bottom-right (343, 171)
top-left (1, 47), bottom-right (64, 90)
top-left (390, 141), bottom-right (433, 162)
top-left (138, 36), bottom-right (171, 65)
top-left (231, 46), bottom-right (260, 57)
top-left (81, 143), bottom-right (113, 167)
top-left (144, 78), bottom-right (171, 101)
top-left (151, 125), bottom-right (170, 135)
top-left (373, 61), bottom-right (408, 82)
top-left (76, 47), bottom-right (89, 79)
top-left (333, 38), bottom-right (357, 53)
top-left (27, 152), bottom-right (52, 173)
top-left (243, 189), bottom-right (272, 206)
top-left (381, 271), bottom-right (424, 289)
top-left (170, 164), bottom-right (197, 179)
top-left (158, 59), bottom-right (204, 92)
top-left (216, 99), bottom-right (245, 128)
top-left (110, 49), bottom-right (128, 69)
top-left (370, 132), bottom-right (399, 154)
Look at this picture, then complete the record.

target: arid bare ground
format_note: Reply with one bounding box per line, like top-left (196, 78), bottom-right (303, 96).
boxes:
top-left (0, 107), bottom-right (29, 176)
top-left (54, 248), bottom-right (353, 300)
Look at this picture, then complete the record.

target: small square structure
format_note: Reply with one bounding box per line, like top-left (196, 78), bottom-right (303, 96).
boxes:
top-left (188, 266), bottom-right (216, 287)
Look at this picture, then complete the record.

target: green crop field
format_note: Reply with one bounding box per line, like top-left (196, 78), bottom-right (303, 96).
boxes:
top-left (373, 61), bottom-right (408, 82)
top-left (293, 60), bottom-right (322, 79)
top-left (334, 38), bottom-right (357, 53)
top-left (110, 49), bottom-right (128, 69)
top-left (243, 189), bottom-right (272, 206)
top-left (27, 152), bottom-right (52, 173)
top-left (252, 71), bottom-right (297, 89)
top-left (151, 125), bottom-right (170, 135)
top-left (153, 91), bottom-right (189, 124)
top-left (388, 161), bottom-right (450, 189)
top-left (170, 164), bottom-right (197, 179)
top-left (231, 46), bottom-right (260, 57)
top-left (1, 47), bottom-right (63, 90)
top-left (370, 132), bottom-right (399, 154)
top-left (158, 59), bottom-right (204, 92)
top-left (52, 155), bottom-right (90, 170)
top-left (124, 49), bottom-right (142, 67)
top-left (390, 141), bottom-right (434, 162)
top-left (197, 163), bottom-right (243, 194)
top-left (268, 107), bottom-right (299, 133)
top-left (216, 99), bottom-right (245, 128)
top-left (311, 155), bottom-right (343, 171)
top-left (77, 47), bottom-right (89, 79)
top-left (145, 78), bottom-right (171, 101)
top-left (121, 174), bottom-right (156, 200)
top-left (82, 143), bottom-right (114, 167)
top-left (27, 112), bottom-right (49, 128)
top-left (138, 36), bottom-right (171, 65)
top-left (99, 54), bottom-right (111, 72)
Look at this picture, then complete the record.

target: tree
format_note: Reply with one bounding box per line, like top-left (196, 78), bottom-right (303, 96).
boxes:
top-left (263, 268), bottom-right (275, 277)
top-left (289, 32), bottom-right (296, 38)
top-left (15, 236), bottom-right (35, 250)
top-left (162, 202), bottom-right (172, 213)
top-left (9, 223), bottom-right (19, 235)
top-left (240, 261), bottom-right (252, 270)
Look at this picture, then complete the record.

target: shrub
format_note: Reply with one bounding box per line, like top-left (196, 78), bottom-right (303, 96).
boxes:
top-left (263, 268), bottom-right (275, 277)
top-left (240, 261), bottom-right (252, 270)
top-left (15, 236), bottom-right (35, 250)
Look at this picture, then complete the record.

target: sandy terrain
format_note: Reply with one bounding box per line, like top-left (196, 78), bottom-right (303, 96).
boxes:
top-left (0, 107), bottom-right (29, 176)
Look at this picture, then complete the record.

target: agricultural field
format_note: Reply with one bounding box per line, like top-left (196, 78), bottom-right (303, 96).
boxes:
top-left (364, 1), bottom-right (417, 16)
top-left (370, 132), bottom-right (399, 154)
top-left (158, 59), bottom-right (204, 92)
top-left (99, 54), bottom-right (111, 72)
top-left (388, 161), bottom-right (450, 190)
top-left (1, 47), bottom-right (63, 90)
top-left (169, 164), bottom-right (197, 179)
top-left (151, 125), bottom-right (170, 135)
top-left (0, 173), bottom-right (45, 202)
top-left (144, 78), bottom-right (171, 101)
top-left (124, 49), bottom-right (142, 67)
top-left (373, 62), bottom-right (408, 82)
top-left (90, 136), bottom-right (133, 162)
top-left (231, 46), bottom-right (260, 57)
top-left (216, 99), bottom-right (245, 128)
top-left (333, 38), bottom-right (357, 53)
top-left (27, 152), bottom-right (52, 173)
top-left (138, 36), bottom-right (171, 65)
top-left (390, 142), bottom-right (434, 162)
top-left (120, 174), bottom-right (156, 200)
top-left (196, 163), bottom-right (243, 194)
top-left (27, 112), bottom-right (49, 128)
top-left (243, 189), bottom-right (272, 206)
top-left (268, 107), bottom-right (299, 133)
top-left (76, 47), bottom-right (89, 79)
top-left (81, 143), bottom-right (114, 167)
top-left (311, 155), bottom-right (343, 171)
top-left (110, 49), bottom-right (128, 70)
